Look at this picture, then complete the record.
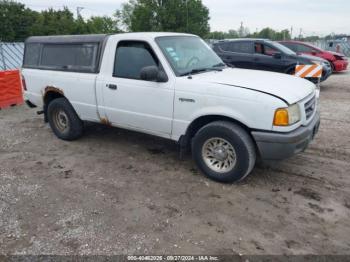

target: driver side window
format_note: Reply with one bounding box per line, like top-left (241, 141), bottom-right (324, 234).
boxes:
top-left (263, 45), bottom-right (279, 56)
top-left (297, 44), bottom-right (314, 53)
top-left (113, 41), bottom-right (159, 80)
top-left (255, 43), bottom-right (278, 56)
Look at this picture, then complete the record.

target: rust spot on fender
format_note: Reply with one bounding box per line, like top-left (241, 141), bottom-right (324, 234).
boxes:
top-left (43, 86), bottom-right (64, 98)
top-left (100, 117), bottom-right (111, 126)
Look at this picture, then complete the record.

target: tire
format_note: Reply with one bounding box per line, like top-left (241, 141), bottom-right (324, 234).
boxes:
top-left (47, 98), bottom-right (83, 141)
top-left (287, 68), bottom-right (295, 75)
top-left (192, 121), bottom-right (256, 183)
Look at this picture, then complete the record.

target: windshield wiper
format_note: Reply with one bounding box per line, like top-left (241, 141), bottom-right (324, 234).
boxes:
top-left (180, 67), bottom-right (223, 76)
top-left (212, 62), bottom-right (226, 68)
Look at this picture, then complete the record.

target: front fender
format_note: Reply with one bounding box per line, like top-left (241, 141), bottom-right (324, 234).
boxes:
top-left (188, 106), bottom-right (251, 129)
top-left (171, 95), bottom-right (283, 141)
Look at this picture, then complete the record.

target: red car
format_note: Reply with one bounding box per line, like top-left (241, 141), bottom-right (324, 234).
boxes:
top-left (279, 40), bottom-right (348, 72)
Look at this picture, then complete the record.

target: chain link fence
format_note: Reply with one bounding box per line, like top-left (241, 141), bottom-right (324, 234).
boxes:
top-left (0, 42), bottom-right (24, 71)
top-left (312, 39), bottom-right (350, 57)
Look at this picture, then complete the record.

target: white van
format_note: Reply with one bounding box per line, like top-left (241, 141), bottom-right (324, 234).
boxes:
top-left (22, 33), bottom-right (320, 182)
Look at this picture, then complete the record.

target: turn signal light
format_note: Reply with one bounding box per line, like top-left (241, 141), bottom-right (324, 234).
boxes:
top-left (273, 109), bottom-right (289, 126)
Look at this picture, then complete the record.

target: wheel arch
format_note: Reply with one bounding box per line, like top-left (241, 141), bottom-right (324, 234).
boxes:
top-left (43, 87), bottom-right (66, 122)
top-left (285, 64), bottom-right (297, 74)
top-left (179, 114), bottom-right (254, 149)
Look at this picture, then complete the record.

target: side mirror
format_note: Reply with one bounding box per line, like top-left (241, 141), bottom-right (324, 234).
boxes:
top-left (140, 66), bottom-right (168, 82)
top-left (273, 52), bottom-right (282, 59)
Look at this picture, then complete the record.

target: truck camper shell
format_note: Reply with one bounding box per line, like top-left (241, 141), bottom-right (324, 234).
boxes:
top-left (23, 34), bottom-right (109, 73)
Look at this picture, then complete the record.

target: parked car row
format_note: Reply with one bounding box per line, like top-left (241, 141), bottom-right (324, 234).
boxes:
top-left (212, 38), bottom-right (347, 83)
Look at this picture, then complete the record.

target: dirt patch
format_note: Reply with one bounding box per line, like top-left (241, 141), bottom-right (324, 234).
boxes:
top-left (1, 71), bottom-right (350, 255)
top-left (294, 188), bottom-right (322, 202)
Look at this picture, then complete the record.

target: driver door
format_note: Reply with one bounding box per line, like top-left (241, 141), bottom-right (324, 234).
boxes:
top-left (99, 41), bottom-right (175, 137)
top-left (253, 42), bottom-right (286, 72)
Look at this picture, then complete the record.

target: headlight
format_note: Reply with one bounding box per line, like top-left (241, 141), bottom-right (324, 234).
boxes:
top-left (334, 55), bottom-right (344, 61)
top-left (273, 104), bottom-right (301, 126)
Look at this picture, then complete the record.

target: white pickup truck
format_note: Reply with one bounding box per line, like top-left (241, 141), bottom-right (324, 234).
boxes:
top-left (22, 33), bottom-right (320, 182)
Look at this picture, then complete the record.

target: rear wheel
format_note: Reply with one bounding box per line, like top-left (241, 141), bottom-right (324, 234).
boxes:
top-left (192, 121), bottom-right (256, 183)
top-left (47, 98), bottom-right (83, 141)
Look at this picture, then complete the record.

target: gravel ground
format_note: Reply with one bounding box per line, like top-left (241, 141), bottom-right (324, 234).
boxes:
top-left (0, 71), bottom-right (349, 255)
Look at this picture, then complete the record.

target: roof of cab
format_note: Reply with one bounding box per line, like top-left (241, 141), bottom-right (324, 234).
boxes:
top-left (217, 38), bottom-right (271, 42)
top-left (114, 32), bottom-right (196, 37)
top-left (25, 34), bottom-right (108, 44)
top-left (25, 32), bottom-right (196, 44)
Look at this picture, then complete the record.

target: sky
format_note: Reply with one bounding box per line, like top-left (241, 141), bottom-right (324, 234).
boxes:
top-left (18, 0), bottom-right (350, 37)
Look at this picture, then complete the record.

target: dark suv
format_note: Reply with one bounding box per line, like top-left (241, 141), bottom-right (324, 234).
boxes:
top-left (212, 39), bottom-right (332, 83)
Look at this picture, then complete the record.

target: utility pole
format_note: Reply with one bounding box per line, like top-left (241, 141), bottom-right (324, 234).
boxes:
top-left (299, 28), bottom-right (303, 40)
top-left (76, 7), bottom-right (84, 18)
top-left (185, 0), bottom-right (189, 33)
top-left (290, 26), bottom-right (293, 39)
top-left (239, 22), bottom-right (244, 37)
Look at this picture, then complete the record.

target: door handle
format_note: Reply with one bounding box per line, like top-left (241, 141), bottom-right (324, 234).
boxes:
top-left (107, 84), bottom-right (117, 90)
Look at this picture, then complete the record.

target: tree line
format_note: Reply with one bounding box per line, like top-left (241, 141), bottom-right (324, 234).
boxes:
top-left (0, 0), bottom-right (210, 41)
top-left (0, 1), bottom-right (121, 41)
top-left (1, 0), bottom-right (312, 42)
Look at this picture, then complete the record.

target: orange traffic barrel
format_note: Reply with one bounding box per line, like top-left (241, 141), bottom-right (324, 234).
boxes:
top-left (0, 69), bottom-right (24, 109)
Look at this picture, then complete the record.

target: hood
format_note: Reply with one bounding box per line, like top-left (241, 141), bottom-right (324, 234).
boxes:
top-left (328, 51), bottom-right (346, 57)
top-left (192, 68), bottom-right (315, 105)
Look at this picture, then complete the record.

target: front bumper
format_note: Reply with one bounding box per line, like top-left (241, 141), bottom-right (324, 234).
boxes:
top-left (252, 113), bottom-right (320, 160)
top-left (321, 63), bottom-right (333, 81)
top-left (333, 60), bottom-right (348, 72)
top-left (306, 63), bottom-right (332, 83)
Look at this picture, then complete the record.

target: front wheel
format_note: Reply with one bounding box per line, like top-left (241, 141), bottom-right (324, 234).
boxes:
top-left (192, 121), bottom-right (256, 183)
top-left (287, 68), bottom-right (295, 76)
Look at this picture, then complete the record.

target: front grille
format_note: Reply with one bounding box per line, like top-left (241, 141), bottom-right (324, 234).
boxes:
top-left (304, 96), bottom-right (316, 120)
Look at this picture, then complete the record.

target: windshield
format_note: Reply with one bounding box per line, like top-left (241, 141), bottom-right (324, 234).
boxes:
top-left (156, 36), bottom-right (225, 76)
top-left (270, 41), bottom-right (296, 55)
